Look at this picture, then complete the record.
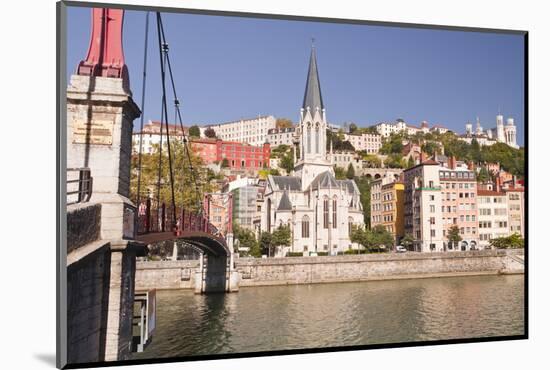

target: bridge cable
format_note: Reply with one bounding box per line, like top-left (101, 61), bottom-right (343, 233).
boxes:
top-left (135, 11), bottom-right (150, 208)
top-left (156, 11), bottom-right (177, 228)
top-left (158, 14), bottom-right (203, 212)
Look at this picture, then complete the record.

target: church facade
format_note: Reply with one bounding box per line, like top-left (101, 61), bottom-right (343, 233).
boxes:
top-left (261, 45), bottom-right (364, 256)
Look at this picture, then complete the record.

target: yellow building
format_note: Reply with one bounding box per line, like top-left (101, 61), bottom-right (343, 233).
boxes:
top-left (380, 181), bottom-right (405, 242)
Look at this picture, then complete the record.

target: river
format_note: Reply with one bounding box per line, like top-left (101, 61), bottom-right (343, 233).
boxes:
top-left (133, 274), bottom-right (524, 360)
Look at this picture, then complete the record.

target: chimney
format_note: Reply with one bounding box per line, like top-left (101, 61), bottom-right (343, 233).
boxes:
top-left (448, 156), bottom-right (456, 170)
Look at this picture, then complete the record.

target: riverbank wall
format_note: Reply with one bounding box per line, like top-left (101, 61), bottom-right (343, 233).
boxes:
top-left (135, 249), bottom-right (524, 291)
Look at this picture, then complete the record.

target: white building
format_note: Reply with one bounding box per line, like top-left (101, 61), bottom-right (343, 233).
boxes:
top-left (266, 127), bottom-right (297, 147)
top-left (343, 132), bottom-right (382, 153)
top-left (477, 189), bottom-right (509, 249)
top-left (261, 45), bottom-right (364, 256)
top-left (201, 115), bottom-right (276, 146)
top-left (132, 120), bottom-right (187, 154)
top-left (375, 119), bottom-right (421, 137)
top-left (462, 114), bottom-right (519, 149)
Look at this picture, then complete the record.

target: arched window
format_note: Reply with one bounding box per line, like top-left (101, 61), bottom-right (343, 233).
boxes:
top-left (315, 124), bottom-right (320, 154)
top-left (332, 197), bottom-right (337, 229)
top-left (307, 125), bottom-right (312, 154)
top-left (302, 215), bottom-right (310, 238)
top-left (323, 196), bottom-right (329, 229)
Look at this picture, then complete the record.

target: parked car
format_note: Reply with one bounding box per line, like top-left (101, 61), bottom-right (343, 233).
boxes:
top-left (395, 245), bottom-right (407, 253)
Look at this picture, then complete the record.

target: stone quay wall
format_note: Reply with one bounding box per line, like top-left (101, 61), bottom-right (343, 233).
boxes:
top-left (135, 249), bottom-right (524, 291)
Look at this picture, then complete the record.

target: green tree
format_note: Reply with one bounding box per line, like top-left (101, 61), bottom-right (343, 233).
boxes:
top-left (421, 141), bottom-right (439, 156)
top-left (334, 166), bottom-right (346, 180)
top-left (355, 176), bottom-right (371, 226)
top-left (233, 222), bottom-right (260, 256)
top-left (269, 168), bottom-right (281, 176)
top-left (221, 158), bottom-right (230, 168)
top-left (447, 225), bottom-right (462, 250)
top-left (361, 153), bottom-right (382, 168)
top-left (370, 225), bottom-right (394, 252)
top-left (130, 139), bottom-right (214, 212)
top-left (204, 127), bottom-right (217, 138)
top-left (259, 231), bottom-right (274, 256)
top-left (384, 153), bottom-right (406, 169)
top-left (401, 233), bottom-right (414, 250)
top-left (280, 151), bottom-right (294, 174)
top-left (379, 133), bottom-right (404, 155)
top-left (346, 163), bottom-right (355, 179)
top-left (272, 224), bottom-right (291, 253)
top-left (189, 125), bottom-right (201, 138)
top-left (349, 123), bottom-right (358, 133)
top-left (477, 166), bottom-right (490, 183)
top-left (407, 156), bottom-right (415, 168)
top-left (490, 233), bottom-right (524, 249)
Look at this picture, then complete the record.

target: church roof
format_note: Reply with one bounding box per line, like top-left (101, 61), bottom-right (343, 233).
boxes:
top-left (271, 176), bottom-right (302, 191)
top-left (337, 179), bottom-right (360, 195)
top-left (277, 190), bottom-right (293, 211)
top-left (309, 171), bottom-right (338, 190)
top-left (302, 45), bottom-right (324, 113)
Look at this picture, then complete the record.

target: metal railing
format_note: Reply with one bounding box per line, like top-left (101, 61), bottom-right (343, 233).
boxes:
top-left (137, 198), bottom-right (219, 236)
top-left (67, 168), bottom-right (93, 205)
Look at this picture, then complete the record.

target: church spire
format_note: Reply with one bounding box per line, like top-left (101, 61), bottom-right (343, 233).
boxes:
top-left (302, 41), bottom-right (324, 113)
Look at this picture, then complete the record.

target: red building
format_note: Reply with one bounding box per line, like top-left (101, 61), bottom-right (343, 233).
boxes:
top-left (191, 138), bottom-right (270, 170)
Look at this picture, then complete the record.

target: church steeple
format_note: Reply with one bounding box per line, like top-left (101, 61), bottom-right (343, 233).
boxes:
top-left (302, 42), bottom-right (324, 113)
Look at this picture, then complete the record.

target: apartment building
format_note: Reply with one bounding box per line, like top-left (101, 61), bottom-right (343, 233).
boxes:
top-left (371, 179), bottom-right (405, 243)
top-left (403, 157), bottom-right (478, 252)
top-left (201, 115), bottom-right (276, 147)
top-left (132, 120), bottom-right (188, 154)
top-left (506, 188), bottom-right (525, 237)
top-left (266, 127), bottom-right (297, 147)
top-left (477, 189), bottom-right (509, 249)
top-left (343, 132), bottom-right (382, 153)
top-left (190, 138), bottom-right (271, 170)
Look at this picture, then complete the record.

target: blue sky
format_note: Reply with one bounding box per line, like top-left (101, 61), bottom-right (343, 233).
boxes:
top-left (67, 7), bottom-right (525, 145)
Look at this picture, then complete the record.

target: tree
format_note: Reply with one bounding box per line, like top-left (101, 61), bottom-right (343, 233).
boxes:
top-left (370, 225), bottom-right (394, 252)
top-left (233, 222), bottom-right (260, 257)
top-left (379, 133), bottom-right (404, 155)
top-left (361, 154), bottom-right (382, 168)
top-left (280, 151), bottom-right (294, 174)
top-left (477, 166), bottom-right (490, 183)
top-left (346, 163), bottom-right (355, 179)
top-left (204, 127), bottom-right (217, 138)
top-left (447, 225), bottom-right (462, 250)
top-left (269, 168), bottom-right (281, 176)
top-left (259, 231), bottom-right (273, 257)
top-left (384, 153), bottom-right (406, 169)
top-left (221, 158), bottom-right (230, 168)
top-left (189, 125), bottom-right (201, 138)
top-left (421, 141), bottom-right (439, 156)
top-left (276, 118), bottom-right (293, 129)
top-left (407, 156), bottom-right (415, 168)
top-left (349, 123), bottom-right (358, 133)
top-left (401, 234), bottom-right (414, 250)
top-left (490, 233), bottom-right (524, 249)
top-left (130, 139), bottom-right (214, 212)
top-left (355, 176), bottom-right (371, 226)
top-left (334, 166), bottom-right (346, 180)
top-left (272, 224), bottom-right (291, 254)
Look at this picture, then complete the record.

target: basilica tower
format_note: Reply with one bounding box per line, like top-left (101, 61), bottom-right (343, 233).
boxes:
top-left (294, 43), bottom-right (334, 189)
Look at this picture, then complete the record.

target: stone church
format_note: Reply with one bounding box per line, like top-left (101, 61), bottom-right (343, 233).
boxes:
top-left (261, 45), bottom-right (364, 256)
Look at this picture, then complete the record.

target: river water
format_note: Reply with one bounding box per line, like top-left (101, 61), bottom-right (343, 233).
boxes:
top-left (133, 275), bottom-right (524, 360)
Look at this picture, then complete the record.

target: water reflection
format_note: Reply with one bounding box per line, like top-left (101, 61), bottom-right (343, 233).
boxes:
top-left (133, 275), bottom-right (524, 360)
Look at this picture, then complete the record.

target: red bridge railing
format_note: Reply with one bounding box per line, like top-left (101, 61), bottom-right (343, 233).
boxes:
top-left (137, 198), bottom-right (219, 237)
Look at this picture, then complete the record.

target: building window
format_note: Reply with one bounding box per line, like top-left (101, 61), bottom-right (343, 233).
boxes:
top-left (302, 216), bottom-right (310, 238)
top-left (323, 197), bottom-right (329, 229)
top-left (332, 198), bottom-right (338, 228)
